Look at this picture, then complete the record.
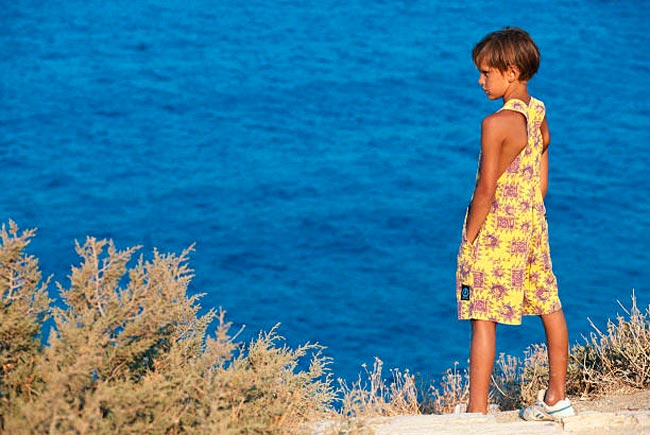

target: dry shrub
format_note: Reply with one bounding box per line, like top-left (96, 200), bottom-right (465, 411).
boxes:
top-left (4, 219), bottom-right (648, 431)
top-left (10, 239), bottom-right (220, 434)
top-left (519, 343), bottom-right (549, 405)
top-left (338, 357), bottom-right (419, 418)
top-left (489, 293), bottom-right (650, 409)
top-left (421, 362), bottom-right (469, 414)
top-left (212, 326), bottom-right (335, 433)
top-left (426, 293), bottom-right (650, 413)
top-left (0, 222), bottom-right (51, 431)
top-left (424, 356), bottom-right (522, 414)
top-left (338, 293), bottom-right (649, 418)
top-left (490, 352), bottom-right (523, 410)
top-left (568, 292), bottom-right (650, 398)
top-left (0, 223), bottom-right (335, 434)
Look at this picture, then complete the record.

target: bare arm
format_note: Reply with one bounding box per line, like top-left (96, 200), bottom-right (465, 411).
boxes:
top-left (540, 117), bottom-right (550, 198)
top-left (464, 115), bottom-right (505, 243)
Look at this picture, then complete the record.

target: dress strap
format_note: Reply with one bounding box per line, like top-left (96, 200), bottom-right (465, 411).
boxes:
top-left (498, 98), bottom-right (530, 119)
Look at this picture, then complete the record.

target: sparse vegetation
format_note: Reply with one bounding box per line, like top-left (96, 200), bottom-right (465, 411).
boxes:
top-left (1, 221), bottom-right (648, 433)
top-left (0, 222), bottom-right (51, 430)
top-left (567, 293), bottom-right (650, 396)
top-left (0, 222), bottom-right (334, 434)
top-left (338, 357), bottom-right (419, 418)
top-left (422, 296), bottom-right (650, 414)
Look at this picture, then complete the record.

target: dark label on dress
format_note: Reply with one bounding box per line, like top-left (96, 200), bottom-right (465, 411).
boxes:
top-left (461, 285), bottom-right (471, 301)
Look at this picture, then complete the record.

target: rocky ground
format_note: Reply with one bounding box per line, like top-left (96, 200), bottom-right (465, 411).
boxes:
top-left (495, 388), bottom-right (650, 422)
top-left (313, 389), bottom-right (650, 434)
top-left (573, 389), bottom-right (650, 413)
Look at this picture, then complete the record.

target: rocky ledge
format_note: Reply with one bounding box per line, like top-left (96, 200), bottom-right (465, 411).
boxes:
top-left (339, 410), bottom-right (650, 434)
top-left (313, 390), bottom-right (650, 434)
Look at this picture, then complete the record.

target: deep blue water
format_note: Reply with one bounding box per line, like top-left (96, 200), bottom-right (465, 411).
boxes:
top-left (2, 1), bottom-right (649, 382)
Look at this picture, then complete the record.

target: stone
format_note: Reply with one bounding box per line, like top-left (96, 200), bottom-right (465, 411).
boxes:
top-left (562, 411), bottom-right (650, 433)
top-left (312, 409), bottom-right (650, 434)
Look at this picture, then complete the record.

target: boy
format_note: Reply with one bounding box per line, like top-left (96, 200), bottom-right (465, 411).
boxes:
top-left (456, 27), bottom-right (575, 421)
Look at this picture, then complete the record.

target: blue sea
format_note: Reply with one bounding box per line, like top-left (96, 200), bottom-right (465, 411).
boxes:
top-left (2, 1), bottom-right (649, 382)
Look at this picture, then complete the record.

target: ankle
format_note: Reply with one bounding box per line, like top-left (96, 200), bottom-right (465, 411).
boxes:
top-left (467, 401), bottom-right (488, 414)
top-left (544, 388), bottom-right (565, 406)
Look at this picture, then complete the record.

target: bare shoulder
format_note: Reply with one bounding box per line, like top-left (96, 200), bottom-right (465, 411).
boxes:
top-left (481, 110), bottom-right (522, 134)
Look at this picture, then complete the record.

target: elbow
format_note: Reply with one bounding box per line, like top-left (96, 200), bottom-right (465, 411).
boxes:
top-left (473, 184), bottom-right (496, 205)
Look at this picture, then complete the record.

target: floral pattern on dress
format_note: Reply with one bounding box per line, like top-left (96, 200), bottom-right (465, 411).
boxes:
top-left (456, 97), bottom-right (562, 325)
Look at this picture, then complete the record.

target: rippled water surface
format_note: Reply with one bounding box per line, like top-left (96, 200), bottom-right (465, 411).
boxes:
top-left (2, 1), bottom-right (649, 380)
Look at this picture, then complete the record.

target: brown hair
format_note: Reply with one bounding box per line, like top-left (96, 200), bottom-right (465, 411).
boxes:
top-left (472, 27), bottom-right (540, 81)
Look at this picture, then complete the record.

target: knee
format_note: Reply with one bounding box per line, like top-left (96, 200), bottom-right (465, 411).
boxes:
top-left (471, 319), bottom-right (497, 334)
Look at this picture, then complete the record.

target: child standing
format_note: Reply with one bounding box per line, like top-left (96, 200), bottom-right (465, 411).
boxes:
top-left (456, 27), bottom-right (575, 421)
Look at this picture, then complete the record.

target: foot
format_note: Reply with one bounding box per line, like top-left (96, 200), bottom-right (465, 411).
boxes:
top-left (521, 389), bottom-right (575, 421)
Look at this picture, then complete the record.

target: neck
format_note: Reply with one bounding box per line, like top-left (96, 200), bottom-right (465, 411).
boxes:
top-left (502, 82), bottom-right (530, 104)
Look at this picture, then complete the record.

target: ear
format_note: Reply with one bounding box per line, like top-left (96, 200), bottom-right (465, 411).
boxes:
top-left (507, 64), bottom-right (520, 82)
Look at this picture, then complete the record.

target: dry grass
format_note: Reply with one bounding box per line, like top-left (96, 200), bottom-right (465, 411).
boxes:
top-left (415, 293), bottom-right (650, 415)
top-left (1, 220), bottom-right (648, 433)
top-left (491, 352), bottom-right (524, 410)
top-left (424, 292), bottom-right (650, 414)
top-left (516, 343), bottom-right (550, 405)
top-left (423, 352), bottom-right (527, 414)
top-left (421, 362), bottom-right (469, 414)
top-left (338, 357), bottom-right (419, 418)
top-left (567, 292), bottom-right (650, 398)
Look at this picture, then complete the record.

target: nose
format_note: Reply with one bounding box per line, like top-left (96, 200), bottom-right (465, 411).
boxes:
top-left (478, 75), bottom-right (484, 86)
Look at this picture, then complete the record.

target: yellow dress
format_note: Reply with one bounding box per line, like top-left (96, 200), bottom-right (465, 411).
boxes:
top-left (456, 97), bottom-right (562, 325)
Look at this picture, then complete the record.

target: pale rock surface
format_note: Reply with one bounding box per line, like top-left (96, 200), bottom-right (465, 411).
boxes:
top-left (312, 391), bottom-right (650, 434)
top-left (313, 410), bottom-right (650, 434)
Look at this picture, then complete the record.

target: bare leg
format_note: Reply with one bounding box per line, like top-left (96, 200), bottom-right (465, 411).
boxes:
top-left (467, 320), bottom-right (497, 414)
top-left (540, 309), bottom-right (568, 405)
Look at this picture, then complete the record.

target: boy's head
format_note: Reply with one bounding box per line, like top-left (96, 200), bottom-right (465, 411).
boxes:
top-left (472, 27), bottom-right (540, 82)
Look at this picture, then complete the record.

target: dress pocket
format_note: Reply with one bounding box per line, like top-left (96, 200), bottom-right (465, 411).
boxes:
top-left (462, 222), bottom-right (482, 251)
top-left (459, 230), bottom-right (479, 262)
top-left (461, 203), bottom-right (483, 248)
